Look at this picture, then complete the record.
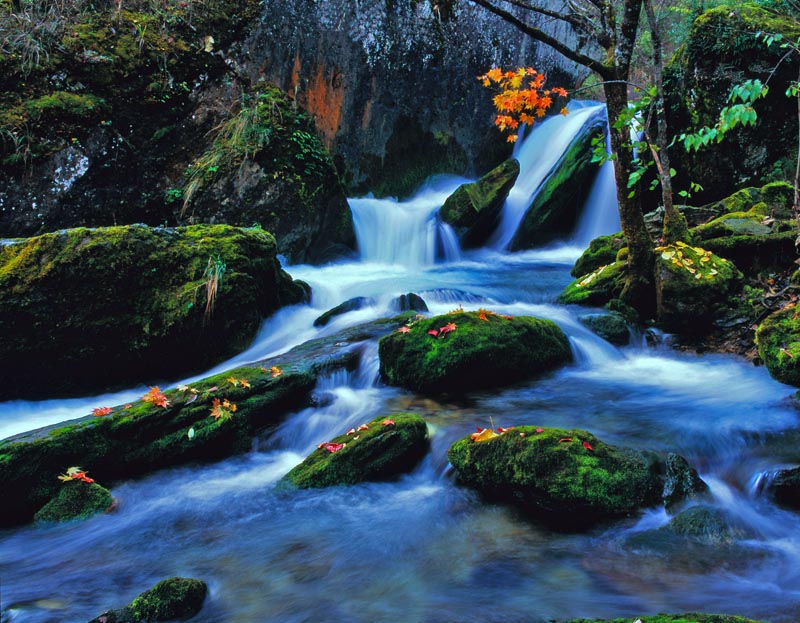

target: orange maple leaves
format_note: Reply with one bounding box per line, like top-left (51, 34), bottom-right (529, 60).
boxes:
top-left (142, 386), bottom-right (170, 409)
top-left (478, 66), bottom-right (568, 142)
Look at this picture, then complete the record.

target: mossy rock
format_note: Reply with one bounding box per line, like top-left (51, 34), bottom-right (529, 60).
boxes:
top-left (0, 224), bottom-right (306, 400)
top-left (767, 466), bottom-right (800, 509)
top-left (662, 505), bottom-right (743, 544)
top-left (509, 113), bottom-right (605, 250)
top-left (571, 233), bottom-right (626, 278)
top-left (578, 311), bottom-right (630, 346)
top-left (313, 296), bottom-right (374, 327)
top-left (378, 311), bottom-right (572, 394)
top-left (33, 480), bottom-right (113, 523)
top-left (89, 577), bottom-right (207, 623)
top-left (279, 413), bottom-right (429, 489)
top-left (559, 261), bottom-right (627, 307)
top-left (440, 159), bottom-right (520, 248)
top-left (655, 242), bottom-right (742, 333)
top-left (564, 614), bottom-right (770, 623)
top-left (697, 182), bottom-right (795, 221)
top-left (756, 304), bottom-right (800, 387)
top-left (447, 426), bottom-right (704, 529)
top-left (0, 314), bottom-right (414, 528)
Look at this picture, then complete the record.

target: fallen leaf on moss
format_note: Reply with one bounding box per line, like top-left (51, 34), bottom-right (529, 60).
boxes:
top-left (92, 406), bottom-right (112, 417)
top-left (428, 329), bottom-right (439, 337)
top-left (318, 442), bottom-right (345, 453)
top-left (583, 441), bottom-right (594, 451)
top-left (381, 419), bottom-right (396, 426)
top-left (558, 437), bottom-right (573, 443)
top-left (346, 428), bottom-right (356, 435)
top-left (471, 428), bottom-right (499, 442)
top-left (397, 326), bottom-right (411, 334)
top-left (358, 424), bottom-right (369, 431)
top-left (270, 366), bottom-right (283, 378)
top-left (142, 386), bottom-right (169, 409)
top-left (439, 322), bottom-right (457, 337)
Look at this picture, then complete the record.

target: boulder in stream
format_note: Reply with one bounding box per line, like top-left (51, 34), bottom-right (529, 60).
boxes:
top-left (0, 224), bottom-right (307, 400)
top-left (378, 311), bottom-right (572, 394)
top-left (279, 413), bottom-right (428, 489)
top-left (559, 261), bottom-right (627, 307)
top-left (34, 479), bottom-right (114, 523)
top-left (393, 292), bottom-right (429, 312)
top-left (89, 577), bottom-right (207, 623)
top-left (578, 311), bottom-right (630, 346)
top-left (447, 426), bottom-right (707, 529)
top-left (439, 159), bottom-right (520, 248)
top-left (570, 232), bottom-right (626, 278)
top-left (766, 466), bottom-right (800, 508)
top-left (756, 304), bottom-right (800, 387)
top-left (313, 296), bottom-right (374, 327)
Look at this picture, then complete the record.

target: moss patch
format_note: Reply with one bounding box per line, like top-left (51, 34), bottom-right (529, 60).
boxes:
top-left (571, 233), bottom-right (626, 278)
top-left (447, 426), bottom-right (664, 528)
top-left (756, 303), bottom-right (800, 387)
top-left (559, 261), bottom-right (627, 307)
top-left (90, 577), bottom-right (208, 623)
top-left (280, 413), bottom-right (429, 489)
top-left (440, 158), bottom-right (520, 248)
top-left (378, 311), bottom-right (572, 394)
top-left (0, 223), bottom-right (306, 399)
top-left (33, 479), bottom-right (113, 523)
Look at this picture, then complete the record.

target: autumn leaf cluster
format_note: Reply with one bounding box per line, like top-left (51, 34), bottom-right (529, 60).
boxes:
top-left (477, 67), bottom-right (568, 142)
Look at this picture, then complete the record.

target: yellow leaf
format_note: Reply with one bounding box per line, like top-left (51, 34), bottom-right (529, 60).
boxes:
top-left (471, 428), bottom-right (500, 443)
top-left (226, 377), bottom-right (239, 387)
top-left (240, 379), bottom-right (251, 389)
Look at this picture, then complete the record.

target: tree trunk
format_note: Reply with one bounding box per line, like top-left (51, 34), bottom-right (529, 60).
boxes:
top-left (604, 80), bottom-right (655, 315)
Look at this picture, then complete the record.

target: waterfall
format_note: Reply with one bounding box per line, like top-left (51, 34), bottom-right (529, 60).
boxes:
top-left (349, 176), bottom-right (469, 267)
top-left (570, 153), bottom-right (620, 247)
top-left (488, 101), bottom-right (607, 250)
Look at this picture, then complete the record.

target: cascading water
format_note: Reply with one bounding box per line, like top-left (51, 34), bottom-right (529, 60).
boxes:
top-left (4, 106), bottom-right (800, 623)
top-left (570, 137), bottom-right (620, 248)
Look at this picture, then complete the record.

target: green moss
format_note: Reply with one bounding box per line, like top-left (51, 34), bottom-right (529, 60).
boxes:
top-left (571, 233), bottom-right (626, 278)
top-left (33, 479), bottom-right (113, 523)
top-left (655, 242), bottom-right (742, 332)
top-left (440, 159), bottom-right (520, 248)
top-left (559, 261), bottom-right (627, 307)
top-left (756, 303), bottom-right (800, 387)
top-left (378, 311), bottom-right (572, 394)
top-left (578, 311), bottom-right (630, 346)
top-left (564, 615), bottom-right (768, 623)
top-left (0, 224), bottom-right (306, 399)
top-left (510, 114), bottom-right (605, 250)
top-left (280, 413), bottom-right (429, 489)
top-left (447, 426), bottom-right (663, 528)
top-left (127, 577), bottom-right (207, 622)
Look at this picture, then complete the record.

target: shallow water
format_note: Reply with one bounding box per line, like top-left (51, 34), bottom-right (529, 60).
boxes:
top-left (3, 124), bottom-right (800, 623)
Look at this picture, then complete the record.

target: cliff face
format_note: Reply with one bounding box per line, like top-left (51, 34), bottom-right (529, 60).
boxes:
top-left (245, 0), bottom-right (579, 197)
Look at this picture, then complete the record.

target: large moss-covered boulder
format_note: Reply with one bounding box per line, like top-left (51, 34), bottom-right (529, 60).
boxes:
top-left (0, 224), bottom-right (306, 400)
top-left (509, 113), bottom-right (606, 250)
top-left (34, 479), bottom-right (113, 523)
top-left (89, 577), bottom-right (207, 623)
top-left (0, 314), bottom-right (414, 528)
top-left (756, 304), bottom-right (800, 387)
top-left (440, 159), bottom-right (520, 248)
top-left (565, 614), bottom-right (770, 623)
top-left (655, 242), bottom-right (742, 333)
top-left (447, 426), bottom-right (706, 528)
top-left (571, 232), bottom-right (626, 278)
top-left (279, 413), bottom-right (428, 489)
top-left (378, 311), bottom-right (572, 394)
top-left (559, 261), bottom-right (627, 307)
top-left (665, 4), bottom-right (800, 205)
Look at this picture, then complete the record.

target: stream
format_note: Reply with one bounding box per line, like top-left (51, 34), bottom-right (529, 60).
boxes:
top-left (2, 107), bottom-right (800, 623)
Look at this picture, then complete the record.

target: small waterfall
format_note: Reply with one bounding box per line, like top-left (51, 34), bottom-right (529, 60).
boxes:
top-left (488, 102), bottom-right (606, 250)
top-left (570, 144), bottom-right (620, 247)
top-left (349, 176), bottom-right (469, 266)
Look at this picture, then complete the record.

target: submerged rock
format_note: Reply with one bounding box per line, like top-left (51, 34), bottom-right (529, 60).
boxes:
top-left (0, 224), bottom-right (307, 400)
top-left (440, 159), bottom-right (520, 248)
top-left (565, 615), bottom-right (769, 623)
top-left (447, 426), bottom-right (706, 529)
top-left (570, 232), bottom-right (626, 278)
top-left (655, 242), bottom-right (742, 333)
top-left (313, 296), bottom-right (374, 327)
top-left (279, 413), bottom-right (428, 489)
top-left (509, 112), bottom-right (606, 250)
top-left (378, 311), bottom-right (572, 394)
top-left (0, 313), bottom-right (414, 528)
top-left (89, 577), bottom-right (207, 623)
top-left (756, 304), bottom-right (800, 387)
top-left (34, 480), bottom-right (113, 523)
top-left (662, 505), bottom-right (744, 544)
top-left (767, 466), bottom-right (800, 508)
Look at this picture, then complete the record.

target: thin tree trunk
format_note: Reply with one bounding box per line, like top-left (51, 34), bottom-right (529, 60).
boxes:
top-left (604, 80), bottom-right (655, 315)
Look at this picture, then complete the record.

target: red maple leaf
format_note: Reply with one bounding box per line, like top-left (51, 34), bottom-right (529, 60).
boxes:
top-left (92, 406), bottom-right (112, 417)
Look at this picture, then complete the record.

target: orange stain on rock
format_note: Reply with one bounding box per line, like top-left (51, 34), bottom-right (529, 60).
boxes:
top-left (304, 63), bottom-right (344, 148)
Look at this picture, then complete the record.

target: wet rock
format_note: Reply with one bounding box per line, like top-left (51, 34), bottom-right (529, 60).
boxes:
top-left (767, 466), bottom-right (800, 508)
top-left (565, 614), bottom-right (770, 623)
top-left (378, 311), bottom-right (571, 394)
top-left (509, 112), bottom-right (606, 250)
top-left (578, 312), bottom-right (630, 346)
top-left (279, 413), bottom-right (428, 489)
top-left (655, 242), bottom-right (742, 334)
top-left (393, 292), bottom-right (428, 312)
top-left (440, 159), bottom-right (519, 248)
top-left (34, 480), bottom-right (113, 523)
top-left (559, 261), bottom-right (627, 307)
top-left (313, 296), bottom-right (374, 327)
top-left (448, 426), bottom-right (705, 529)
top-left (0, 224), bottom-right (307, 400)
top-left (662, 452), bottom-right (710, 509)
top-left (570, 233), bottom-right (626, 278)
top-left (89, 577), bottom-right (207, 623)
top-left (662, 505), bottom-right (744, 544)
top-left (756, 304), bottom-right (800, 387)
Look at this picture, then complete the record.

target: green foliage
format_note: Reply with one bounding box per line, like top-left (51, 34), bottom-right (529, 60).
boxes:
top-left (756, 303), bottom-right (800, 386)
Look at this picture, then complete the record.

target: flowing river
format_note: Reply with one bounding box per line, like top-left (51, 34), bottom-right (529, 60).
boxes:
top-left (2, 107), bottom-right (800, 623)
